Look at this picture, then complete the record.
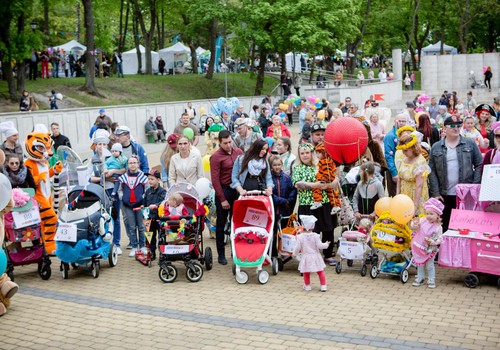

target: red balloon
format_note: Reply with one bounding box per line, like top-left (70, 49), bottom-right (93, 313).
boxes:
top-left (324, 118), bottom-right (369, 164)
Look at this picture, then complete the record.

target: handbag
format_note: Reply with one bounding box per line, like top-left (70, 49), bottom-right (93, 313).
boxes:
top-left (337, 186), bottom-right (355, 226)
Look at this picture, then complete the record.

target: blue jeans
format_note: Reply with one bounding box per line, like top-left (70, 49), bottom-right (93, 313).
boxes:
top-left (53, 62), bottom-right (59, 78)
top-left (106, 189), bottom-right (122, 247)
top-left (122, 206), bottom-right (145, 248)
top-left (117, 62), bottom-right (124, 77)
top-left (417, 257), bottom-right (435, 282)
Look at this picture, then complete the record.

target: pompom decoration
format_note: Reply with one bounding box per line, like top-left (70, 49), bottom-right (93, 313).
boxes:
top-left (12, 188), bottom-right (30, 208)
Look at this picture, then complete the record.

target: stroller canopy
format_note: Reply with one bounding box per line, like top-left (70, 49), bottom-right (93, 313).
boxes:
top-left (68, 184), bottom-right (107, 206)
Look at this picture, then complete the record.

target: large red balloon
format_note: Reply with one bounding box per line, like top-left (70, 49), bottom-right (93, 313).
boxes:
top-left (324, 118), bottom-right (369, 164)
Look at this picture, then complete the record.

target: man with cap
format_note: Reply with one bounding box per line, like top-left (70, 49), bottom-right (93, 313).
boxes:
top-left (210, 130), bottom-right (243, 265)
top-left (174, 112), bottom-right (200, 146)
top-left (0, 121), bottom-right (24, 160)
top-left (89, 108), bottom-right (113, 139)
top-left (311, 123), bottom-right (326, 147)
top-left (233, 117), bottom-right (262, 153)
top-left (145, 116), bottom-right (165, 143)
top-left (143, 169), bottom-right (167, 261)
top-left (384, 114), bottom-right (409, 197)
top-left (114, 125), bottom-right (149, 173)
top-left (428, 115), bottom-right (483, 232)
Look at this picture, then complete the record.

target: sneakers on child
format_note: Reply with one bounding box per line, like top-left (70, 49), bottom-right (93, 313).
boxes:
top-left (303, 285), bottom-right (312, 291)
top-left (102, 233), bottom-right (112, 242)
top-left (140, 247), bottom-right (148, 256)
top-left (320, 285), bottom-right (327, 292)
top-left (428, 279), bottom-right (436, 289)
top-left (126, 244), bottom-right (133, 250)
top-left (129, 248), bottom-right (137, 257)
top-left (412, 278), bottom-right (424, 287)
top-left (115, 247), bottom-right (123, 255)
top-left (330, 206), bottom-right (341, 215)
top-left (310, 202), bottom-right (323, 210)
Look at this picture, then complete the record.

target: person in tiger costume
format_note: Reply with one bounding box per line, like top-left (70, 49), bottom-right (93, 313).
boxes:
top-left (24, 125), bottom-right (62, 255)
top-left (310, 142), bottom-right (341, 215)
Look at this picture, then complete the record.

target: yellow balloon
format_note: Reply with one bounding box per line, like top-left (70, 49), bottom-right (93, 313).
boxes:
top-left (279, 103), bottom-right (288, 111)
top-left (389, 194), bottom-right (415, 224)
top-left (374, 197), bottom-right (392, 216)
top-left (200, 107), bottom-right (206, 115)
top-left (202, 154), bottom-right (211, 171)
top-left (317, 110), bottom-right (325, 119)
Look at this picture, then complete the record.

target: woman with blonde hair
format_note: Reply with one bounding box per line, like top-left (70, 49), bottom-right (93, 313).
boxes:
top-left (160, 133), bottom-right (179, 188)
top-left (168, 134), bottom-right (204, 186)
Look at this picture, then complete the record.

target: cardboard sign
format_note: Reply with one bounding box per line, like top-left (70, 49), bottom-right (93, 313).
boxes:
top-left (479, 164), bottom-right (500, 201)
top-left (338, 241), bottom-right (365, 260)
top-left (449, 209), bottom-right (500, 233)
top-left (12, 207), bottom-right (41, 229)
top-left (281, 234), bottom-right (296, 253)
top-left (161, 245), bottom-right (190, 255)
top-left (55, 223), bottom-right (77, 242)
top-left (243, 208), bottom-right (268, 228)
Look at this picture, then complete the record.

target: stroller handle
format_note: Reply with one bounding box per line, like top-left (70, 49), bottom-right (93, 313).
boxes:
top-left (159, 215), bottom-right (193, 221)
top-left (243, 190), bottom-right (267, 196)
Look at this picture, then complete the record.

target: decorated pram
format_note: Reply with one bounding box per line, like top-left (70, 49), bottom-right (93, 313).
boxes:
top-left (55, 184), bottom-right (118, 279)
top-left (369, 212), bottom-right (413, 283)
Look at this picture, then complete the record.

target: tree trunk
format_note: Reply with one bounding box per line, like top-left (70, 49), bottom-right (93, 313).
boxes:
top-left (132, 18), bottom-right (142, 74)
top-left (0, 6), bottom-right (16, 101)
top-left (80, 0), bottom-right (101, 96)
top-left (308, 59), bottom-right (316, 84)
top-left (254, 49), bottom-right (267, 95)
top-left (76, 1), bottom-right (80, 41)
top-left (2, 59), bottom-right (17, 101)
top-left (189, 44), bottom-right (198, 74)
top-left (43, 0), bottom-right (49, 34)
top-left (205, 18), bottom-right (217, 80)
top-left (280, 52), bottom-right (286, 75)
top-left (130, 0), bottom-right (156, 75)
top-left (16, 11), bottom-right (26, 94)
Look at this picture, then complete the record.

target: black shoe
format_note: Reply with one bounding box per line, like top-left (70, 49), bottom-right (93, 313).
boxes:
top-left (150, 253), bottom-right (156, 261)
top-left (218, 256), bottom-right (227, 265)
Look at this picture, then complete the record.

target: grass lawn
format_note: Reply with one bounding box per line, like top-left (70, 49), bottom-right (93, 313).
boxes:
top-left (0, 73), bottom-right (279, 112)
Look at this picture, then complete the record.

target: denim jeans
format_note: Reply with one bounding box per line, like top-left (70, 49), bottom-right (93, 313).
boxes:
top-left (122, 206), bottom-right (145, 248)
top-left (417, 257), bottom-right (435, 282)
top-left (117, 62), bottom-right (124, 78)
top-left (106, 189), bottom-right (122, 247)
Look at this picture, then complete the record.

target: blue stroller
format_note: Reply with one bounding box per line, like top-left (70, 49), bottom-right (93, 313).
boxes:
top-left (55, 184), bottom-right (118, 278)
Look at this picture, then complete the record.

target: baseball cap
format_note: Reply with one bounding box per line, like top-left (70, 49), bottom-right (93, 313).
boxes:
top-left (167, 133), bottom-right (179, 148)
top-left (99, 108), bottom-right (105, 114)
top-left (114, 126), bottom-right (131, 135)
top-left (443, 115), bottom-right (463, 126)
top-left (311, 123), bottom-right (326, 132)
top-left (145, 169), bottom-right (161, 179)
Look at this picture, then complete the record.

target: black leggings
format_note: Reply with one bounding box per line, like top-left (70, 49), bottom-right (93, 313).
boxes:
top-left (484, 78), bottom-right (491, 89)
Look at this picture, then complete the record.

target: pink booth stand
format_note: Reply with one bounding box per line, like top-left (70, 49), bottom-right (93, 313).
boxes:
top-left (438, 184), bottom-right (500, 288)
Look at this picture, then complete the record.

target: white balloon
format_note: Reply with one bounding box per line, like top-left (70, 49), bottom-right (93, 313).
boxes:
top-left (0, 173), bottom-right (12, 211)
top-left (55, 93), bottom-right (63, 100)
top-left (195, 178), bottom-right (212, 199)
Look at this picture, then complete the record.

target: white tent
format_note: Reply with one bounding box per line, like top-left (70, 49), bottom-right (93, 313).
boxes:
top-left (285, 52), bottom-right (302, 72)
top-left (54, 40), bottom-right (86, 55)
top-left (158, 42), bottom-right (190, 70)
top-left (196, 47), bottom-right (207, 56)
top-left (422, 41), bottom-right (458, 56)
top-left (122, 45), bottom-right (159, 75)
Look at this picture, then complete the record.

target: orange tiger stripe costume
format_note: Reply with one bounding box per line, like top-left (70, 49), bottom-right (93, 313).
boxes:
top-left (312, 143), bottom-right (341, 207)
top-left (24, 131), bottom-right (62, 255)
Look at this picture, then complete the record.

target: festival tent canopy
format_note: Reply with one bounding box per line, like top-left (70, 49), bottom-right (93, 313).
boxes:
top-left (285, 52), bottom-right (303, 72)
top-left (158, 42), bottom-right (191, 70)
top-left (122, 45), bottom-right (159, 75)
top-left (53, 40), bottom-right (86, 55)
top-left (196, 47), bottom-right (207, 56)
top-left (422, 41), bottom-right (458, 56)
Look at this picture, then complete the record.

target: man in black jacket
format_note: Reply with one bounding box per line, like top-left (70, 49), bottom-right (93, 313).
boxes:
top-left (50, 122), bottom-right (72, 152)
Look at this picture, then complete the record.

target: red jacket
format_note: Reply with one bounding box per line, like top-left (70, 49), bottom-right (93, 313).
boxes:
top-left (266, 122), bottom-right (291, 139)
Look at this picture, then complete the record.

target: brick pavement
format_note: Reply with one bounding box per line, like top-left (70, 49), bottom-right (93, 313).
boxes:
top-left (2, 124), bottom-right (500, 349)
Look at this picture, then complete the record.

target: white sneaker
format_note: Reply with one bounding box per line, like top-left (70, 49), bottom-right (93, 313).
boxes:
top-left (140, 247), bottom-right (148, 256)
top-left (428, 279), bottom-right (436, 289)
top-left (412, 279), bottom-right (424, 287)
top-left (303, 285), bottom-right (312, 291)
top-left (320, 285), bottom-right (327, 292)
top-left (330, 207), bottom-right (340, 215)
top-left (115, 247), bottom-right (123, 255)
top-left (129, 248), bottom-right (137, 257)
top-left (102, 233), bottom-right (112, 242)
top-left (310, 202), bottom-right (323, 210)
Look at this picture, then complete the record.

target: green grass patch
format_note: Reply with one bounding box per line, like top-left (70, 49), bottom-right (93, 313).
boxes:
top-left (0, 73), bottom-right (279, 112)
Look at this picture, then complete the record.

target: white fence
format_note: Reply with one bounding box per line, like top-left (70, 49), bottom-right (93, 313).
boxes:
top-left (0, 96), bottom-right (264, 155)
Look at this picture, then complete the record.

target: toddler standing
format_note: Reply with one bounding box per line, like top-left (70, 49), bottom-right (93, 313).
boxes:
top-left (293, 215), bottom-right (330, 292)
top-left (143, 170), bottom-right (167, 261)
top-left (410, 198), bottom-right (444, 289)
top-left (310, 143), bottom-right (341, 214)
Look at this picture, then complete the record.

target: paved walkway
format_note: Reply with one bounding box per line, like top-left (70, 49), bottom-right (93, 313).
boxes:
top-left (2, 125), bottom-right (500, 350)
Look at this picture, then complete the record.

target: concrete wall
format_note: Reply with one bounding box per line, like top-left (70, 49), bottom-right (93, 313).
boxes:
top-left (0, 96), bottom-right (263, 154)
top-left (422, 53), bottom-right (500, 94)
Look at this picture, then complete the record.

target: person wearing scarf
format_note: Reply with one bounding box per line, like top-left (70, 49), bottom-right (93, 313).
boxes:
top-left (2, 155), bottom-right (35, 189)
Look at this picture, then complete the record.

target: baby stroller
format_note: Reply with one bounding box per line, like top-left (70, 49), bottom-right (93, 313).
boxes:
top-left (3, 188), bottom-right (51, 281)
top-left (276, 214), bottom-right (301, 271)
top-left (55, 184), bottom-right (118, 279)
top-left (231, 191), bottom-right (277, 284)
top-left (335, 216), bottom-right (377, 277)
top-left (469, 71), bottom-right (485, 89)
top-left (157, 182), bottom-right (213, 283)
top-left (369, 212), bottom-right (413, 283)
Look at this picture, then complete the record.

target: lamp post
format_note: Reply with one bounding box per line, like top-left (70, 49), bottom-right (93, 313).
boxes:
top-left (30, 20), bottom-right (37, 32)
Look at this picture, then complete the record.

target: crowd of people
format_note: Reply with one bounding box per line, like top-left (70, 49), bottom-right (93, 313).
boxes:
top-left (1, 88), bottom-right (500, 291)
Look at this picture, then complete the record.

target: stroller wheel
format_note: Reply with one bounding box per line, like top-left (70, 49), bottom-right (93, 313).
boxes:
top-left (159, 265), bottom-right (178, 283)
top-left (360, 264), bottom-right (367, 277)
top-left (186, 262), bottom-right (203, 282)
top-left (347, 259), bottom-right (353, 267)
top-left (271, 258), bottom-right (279, 275)
top-left (91, 261), bottom-right (100, 278)
top-left (109, 244), bottom-right (118, 267)
top-left (370, 265), bottom-right (378, 279)
top-left (258, 270), bottom-right (270, 284)
top-left (400, 269), bottom-right (409, 284)
top-left (61, 263), bottom-right (69, 279)
top-left (38, 262), bottom-right (52, 280)
top-left (464, 273), bottom-right (479, 288)
top-left (335, 261), bottom-right (342, 274)
top-left (232, 262), bottom-right (236, 276)
top-left (235, 270), bottom-right (249, 284)
top-left (204, 247), bottom-right (213, 271)
top-left (277, 258), bottom-right (284, 272)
